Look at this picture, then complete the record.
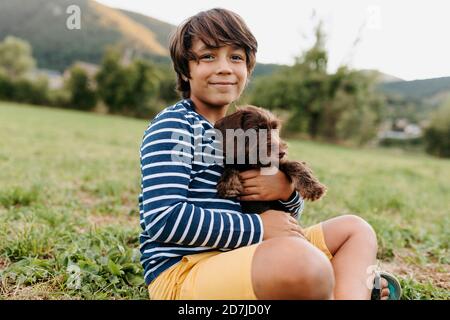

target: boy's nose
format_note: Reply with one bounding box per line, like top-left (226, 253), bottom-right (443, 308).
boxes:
top-left (216, 58), bottom-right (233, 74)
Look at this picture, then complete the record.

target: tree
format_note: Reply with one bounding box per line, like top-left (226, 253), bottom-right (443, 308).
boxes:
top-left (325, 67), bottom-right (384, 144)
top-left (424, 101), bottom-right (450, 158)
top-left (250, 22), bottom-right (331, 138)
top-left (123, 59), bottom-right (159, 117)
top-left (0, 36), bottom-right (36, 80)
top-left (96, 49), bottom-right (131, 114)
top-left (66, 66), bottom-right (97, 110)
top-left (96, 49), bottom-right (160, 116)
top-left (156, 64), bottom-right (179, 103)
top-left (249, 22), bottom-right (384, 145)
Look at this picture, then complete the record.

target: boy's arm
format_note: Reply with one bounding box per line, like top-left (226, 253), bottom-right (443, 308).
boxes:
top-left (278, 190), bottom-right (304, 220)
top-left (140, 113), bottom-right (263, 249)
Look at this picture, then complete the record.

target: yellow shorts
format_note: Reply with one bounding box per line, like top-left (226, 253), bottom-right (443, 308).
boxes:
top-left (148, 223), bottom-right (333, 300)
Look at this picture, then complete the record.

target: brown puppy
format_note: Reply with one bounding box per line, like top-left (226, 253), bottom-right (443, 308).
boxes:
top-left (214, 105), bottom-right (327, 213)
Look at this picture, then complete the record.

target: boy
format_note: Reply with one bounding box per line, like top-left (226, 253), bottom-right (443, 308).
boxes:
top-left (139, 8), bottom-right (394, 300)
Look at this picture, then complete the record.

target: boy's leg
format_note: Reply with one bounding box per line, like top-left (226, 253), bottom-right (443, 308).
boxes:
top-left (178, 244), bottom-right (259, 300)
top-left (321, 215), bottom-right (388, 299)
top-left (251, 236), bottom-right (335, 299)
top-left (178, 236), bottom-right (335, 299)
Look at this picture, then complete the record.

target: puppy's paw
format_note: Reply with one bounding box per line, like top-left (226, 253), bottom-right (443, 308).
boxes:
top-left (282, 160), bottom-right (327, 201)
top-left (299, 182), bottom-right (327, 201)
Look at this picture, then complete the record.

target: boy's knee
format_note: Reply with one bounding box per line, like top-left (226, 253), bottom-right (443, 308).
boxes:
top-left (289, 251), bottom-right (334, 299)
top-left (342, 214), bottom-right (378, 250)
top-left (265, 237), bottom-right (335, 299)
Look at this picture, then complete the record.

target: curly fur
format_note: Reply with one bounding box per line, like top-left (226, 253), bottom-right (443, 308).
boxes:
top-left (214, 105), bottom-right (327, 213)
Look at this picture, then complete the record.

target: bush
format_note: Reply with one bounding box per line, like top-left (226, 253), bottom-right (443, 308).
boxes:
top-left (47, 88), bottom-right (71, 108)
top-left (12, 77), bottom-right (49, 105)
top-left (0, 72), bottom-right (14, 100)
top-left (156, 67), bottom-right (179, 104)
top-left (65, 66), bottom-right (97, 111)
top-left (424, 102), bottom-right (450, 158)
top-left (0, 73), bottom-right (50, 105)
top-left (96, 50), bottom-right (160, 117)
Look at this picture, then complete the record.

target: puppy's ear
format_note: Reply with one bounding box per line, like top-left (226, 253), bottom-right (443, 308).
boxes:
top-left (214, 111), bottom-right (244, 159)
top-left (214, 110), bottom-right (253, 163)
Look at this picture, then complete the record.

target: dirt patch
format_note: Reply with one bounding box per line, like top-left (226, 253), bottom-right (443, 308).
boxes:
top-left (78, 189), bottom-right (102, 208)
top-left (87, 214), bottom-right (135, 228)
top-left (381, 249), bottom-right (450, 290)
top-left (4, 285), bottom-right (77, 300)
top-left (1, 276), bottom-right (79, 300)
top-left (73, 212), bottom-right (136, 234)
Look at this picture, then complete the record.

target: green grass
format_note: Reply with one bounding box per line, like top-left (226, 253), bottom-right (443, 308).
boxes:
top-left (0, 101), bottom-right (449, 299)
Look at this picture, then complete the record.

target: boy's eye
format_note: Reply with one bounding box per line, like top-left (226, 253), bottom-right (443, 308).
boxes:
top-left (231, 55), bottom-right (245, 61)
top-left (200, 54), bottom-right (214, 61)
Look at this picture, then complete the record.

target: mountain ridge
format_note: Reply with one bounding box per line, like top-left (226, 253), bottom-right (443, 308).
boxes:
top-left (0, 0), bottom-right (174, 70)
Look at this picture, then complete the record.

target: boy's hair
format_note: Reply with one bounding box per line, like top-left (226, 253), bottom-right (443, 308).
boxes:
top-left (169, 8), bottom-right (258, 99)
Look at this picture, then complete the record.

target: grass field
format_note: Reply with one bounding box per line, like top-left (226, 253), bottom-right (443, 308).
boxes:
top-left (0, 101), bottom-right (449, 300)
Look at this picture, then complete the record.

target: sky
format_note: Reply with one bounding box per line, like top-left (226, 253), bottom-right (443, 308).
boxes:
top-left (97, 0), bottom-right (450, 81)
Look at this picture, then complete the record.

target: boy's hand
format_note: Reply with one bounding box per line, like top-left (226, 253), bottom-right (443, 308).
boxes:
top-left (260, 210), bottom-right (305, 240)
top-left (237, 168), bottom-right (295, 201)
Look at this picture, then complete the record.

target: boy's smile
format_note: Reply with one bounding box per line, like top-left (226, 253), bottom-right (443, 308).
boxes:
top-left (187, 38), bottom-right (248, 123)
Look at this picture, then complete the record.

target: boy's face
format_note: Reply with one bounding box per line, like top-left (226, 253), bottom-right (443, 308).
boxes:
top-left (187, 38), bottom-right (248, 110)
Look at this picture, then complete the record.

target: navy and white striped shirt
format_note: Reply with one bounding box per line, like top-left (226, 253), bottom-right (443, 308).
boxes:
top-left (139, 99), bottom-right (304, 285)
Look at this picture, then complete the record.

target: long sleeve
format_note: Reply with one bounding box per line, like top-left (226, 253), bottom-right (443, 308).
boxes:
top-left (278, 190), bottom-right (304, 219)
top-left (140, 112), bottom-right (264, 249)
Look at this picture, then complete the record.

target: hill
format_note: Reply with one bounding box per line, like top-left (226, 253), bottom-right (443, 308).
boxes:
top-left (352, 70), bottom-right (450, 108)
top-left (380, 76), bottom-right (450, 104)
top-left (0, 0), bottom-right (175, 71)
top-left (360, 69), bottom-right (405, 83)
top-left (117, 8), bottom-right (175, 50)
top-left (377, 76), bottom-right (450, 121)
